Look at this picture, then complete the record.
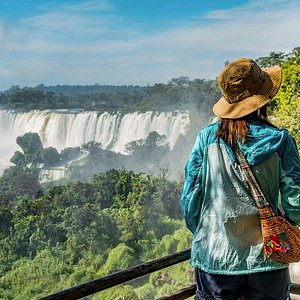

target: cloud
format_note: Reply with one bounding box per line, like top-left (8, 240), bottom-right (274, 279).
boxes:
top-left (70, 0), bottom-right (114, 12)
top-left (37, 0), bottom-right (114, 13)
top-left (0, 0), bottom-right (299, 89)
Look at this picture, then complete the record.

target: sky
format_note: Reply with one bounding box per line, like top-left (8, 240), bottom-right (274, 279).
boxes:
top-left (0, 0), bottom-right (299, 90)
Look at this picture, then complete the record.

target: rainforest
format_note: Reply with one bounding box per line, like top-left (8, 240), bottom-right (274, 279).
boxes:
top-left (0, 49), bottom-right (299, 299)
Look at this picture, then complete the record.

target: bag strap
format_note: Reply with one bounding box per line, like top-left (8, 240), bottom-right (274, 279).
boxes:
top-left (234, 145), bottom-right (270, 209)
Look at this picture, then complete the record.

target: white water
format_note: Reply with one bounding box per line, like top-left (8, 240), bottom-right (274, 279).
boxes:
top-left (0, 110), bottom-right (190, 171)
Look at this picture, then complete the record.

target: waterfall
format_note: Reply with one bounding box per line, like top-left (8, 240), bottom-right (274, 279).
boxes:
top-left (0, 110), bottom-right (190, 171)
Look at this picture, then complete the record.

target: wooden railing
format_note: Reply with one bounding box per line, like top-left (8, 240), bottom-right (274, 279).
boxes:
top-left (40, 249), bottom-right (300, 300)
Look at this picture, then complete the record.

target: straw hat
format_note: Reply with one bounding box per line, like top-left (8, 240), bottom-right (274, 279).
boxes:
top-left (213, 58), bottom-right (282, 119)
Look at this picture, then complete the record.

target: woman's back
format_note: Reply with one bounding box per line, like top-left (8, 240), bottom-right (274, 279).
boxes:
top-left (181, 119), bottom-right (300, 274)
top-left (182, 57), bottom-right (300, 299)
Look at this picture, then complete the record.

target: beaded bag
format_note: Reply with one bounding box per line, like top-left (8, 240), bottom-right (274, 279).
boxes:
top-left (235, 146), bottom-right (300, 264)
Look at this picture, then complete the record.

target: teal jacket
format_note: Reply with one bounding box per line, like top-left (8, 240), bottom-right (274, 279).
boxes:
top-left (181, 120), bottom-right (300, 274)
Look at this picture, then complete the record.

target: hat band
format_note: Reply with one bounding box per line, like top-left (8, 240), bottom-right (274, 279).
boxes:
top-left (225, 71), bottom-right (266, 104)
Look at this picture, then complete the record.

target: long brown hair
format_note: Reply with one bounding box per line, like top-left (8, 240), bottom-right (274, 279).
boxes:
top-left (216, 105), bottom-right (276, 147)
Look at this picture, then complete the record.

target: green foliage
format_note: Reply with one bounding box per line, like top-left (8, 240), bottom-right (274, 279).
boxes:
top-left (60, 147), bottom-right (81, 163)
top-left (0, 249), bottom-right (72, 300)
top-left (134, 283), bottom-right (156, 300)
top-left (149, 261), bottom-right (194, 298)
top-left (39, 147), bottom-right (61, 167)
top-left (13, 131), bottom-right (173, 183)
top-left (272, 48), bottom-right (299, 149)
top-left (66, 253), bottom-right (104, 287)
top-left (255, 51), bottom-right (286, 67)
top-left (144, 225), bottom-right (192, 260)
top-left (256, 47), bottom-right (300, 150)
top-left (16, 132), bottom-right (43, 157)
top-left (0, 169), bottom-right (188, 299)
top-left (13, 133), bottom-right (61, 167)
top-left (0, 206), bottom-right (12, 235)
top-left (1, 78), bottom-right (220, 112)
top-left (0, 167), bottom-right (41, 206)
top-left (10, 151), bottom-right (25, 166)
top-left (125, 131), bottom-right (170, 167)
top-left (96, 244), bottom-right (135, 277)
top-left (1, 48), bottom-right (298, 299)
top-left (92, 285), bottom-right (139, 300)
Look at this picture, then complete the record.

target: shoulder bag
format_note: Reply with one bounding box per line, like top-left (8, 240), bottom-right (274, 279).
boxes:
top-left (234, 145), bottom-right (300, 264)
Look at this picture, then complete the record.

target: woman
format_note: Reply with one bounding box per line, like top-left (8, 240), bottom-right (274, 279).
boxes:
top-left (181, 58), bottom-right (300, 300)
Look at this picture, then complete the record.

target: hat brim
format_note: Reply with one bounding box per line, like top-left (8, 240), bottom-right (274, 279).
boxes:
top-left (212, 66), bottom-right (282, 119)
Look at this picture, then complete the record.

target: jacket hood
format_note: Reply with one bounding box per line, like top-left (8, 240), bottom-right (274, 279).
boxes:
top-left (238, 119), bottom-right (289, 165)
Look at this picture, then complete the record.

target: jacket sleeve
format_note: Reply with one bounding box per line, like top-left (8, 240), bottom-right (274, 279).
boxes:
top-left (279, 134), bottom-right (300, 225)
top-left (180, 132), bottom-right (204, 233)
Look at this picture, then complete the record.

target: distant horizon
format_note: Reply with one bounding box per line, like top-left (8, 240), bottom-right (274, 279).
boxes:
top-left (1, 0), bottom-right (300, 90)
top-left (1, 75), bottom-right (217, 92)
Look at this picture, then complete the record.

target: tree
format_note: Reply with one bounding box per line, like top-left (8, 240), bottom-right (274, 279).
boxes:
top-left (60, 147), bottom-right (81, 163)
top-left (224, 60), bottom-right (230, 66)
top-left (0, 206), bottom-right (12, 235)
top-left (39, 147), bottom-right (61, 167)
top-left (272, 47), bottom-right (300, 150)
top-left (10, 151), bottom-right (25, 166)
top-left (125, 131), bottom-right (170, 167)
top-left (0, 167), bottom-right (41, 207)
top-left (168, 76), bottom-right (190, 87)
top-left (96, 244), bottom-right (135, 277)
top-left (16, 132), bottom-right (43, 165)
top-left (256, 51), bottom-right (286, 67)
top-left (255, 48), bottom-right (300, 150)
